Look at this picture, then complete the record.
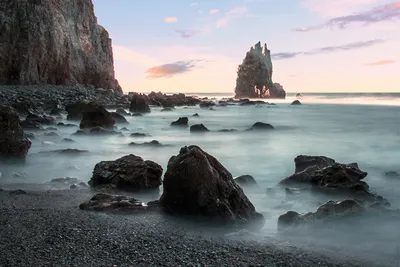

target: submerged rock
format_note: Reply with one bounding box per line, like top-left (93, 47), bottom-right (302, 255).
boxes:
top-left (249, 122), bottom-right (274, 131)
top-left (0, 0), bottom-right (121, 91)
top-left (278, 199), bottom-right (366, 230)
top-left (40, 149), bottom-right (89, 154)
top-left (235, 42), bottom-right (286, 99)
top-left (171, 117), bottom-right (189, 127)
top-left (130, 132), bottom-right (149, 137)
top-left (129, 140), bottom-right (164, 147)
top-left (129, 93), bottom-right (150, 113)
top-left (0, 105), bottom-right (32, 161)
top-left (190, 124), bottom-right (210, 133)
top-left (193, 113), bottom-right (199, 117)
top-left (160, 145), bottom-right (265, 229)
top-left (89, 154), bottom-right (163, 192)
top-left (234, 175), bottom-right (258, 186)
top-left (291, 100), bottom-right (302, 105)
top-left (384, 171), bottom-right (400, 179)
top-left (115, 108), bottom-right (129, 116)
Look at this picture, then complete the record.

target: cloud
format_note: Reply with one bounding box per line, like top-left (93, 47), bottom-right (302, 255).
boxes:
top-left (294, 2), bottom-right (400, 32)
top-left (190, 2), bottom-right (198, 6)
top-left (272, 39), bottom-right (385, 60)
top-left (210, 9), bottom-right (219, 14)
top-left (301, 0), bottom-right (383, 17)
top-left (164, 17), bottom-right (178, 23)
top-left (364, 59), bottom-right (395, 66)
top-left (175, 29), bottom-right (202, 38)
top-left (145, 60), bottom-right (203, 79)
top-left (216, 6), bottom-right (254, 28)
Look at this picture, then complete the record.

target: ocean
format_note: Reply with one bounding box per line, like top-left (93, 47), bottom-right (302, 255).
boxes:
top-left (1, 92), bottom-right (400, 264)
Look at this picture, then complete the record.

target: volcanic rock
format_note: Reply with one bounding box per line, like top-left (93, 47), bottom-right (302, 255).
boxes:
top-left (0, 105), bottom-right (32, 161)
top-left (0, 0), bottom-right (121, 91)
top-left (160, 145), bottom-right (265, 228)
top-left (89, 154), bottom-right (163, 192)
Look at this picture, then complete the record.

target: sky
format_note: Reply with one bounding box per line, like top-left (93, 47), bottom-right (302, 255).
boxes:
top-left (92, 0), bottom-right (400, 93)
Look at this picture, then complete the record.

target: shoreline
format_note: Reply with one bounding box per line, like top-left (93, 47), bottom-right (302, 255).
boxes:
top-left (0, 188), bottom-right (386, 267)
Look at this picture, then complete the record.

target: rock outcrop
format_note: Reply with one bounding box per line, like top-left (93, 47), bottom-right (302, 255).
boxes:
top-left (160, 145), bottom-right (265, 228)
top-left (0, 0), bottom-right (121, 92)
top-left (79, 104), bottom-right (115, 129)
top-left (235, 42), bottom-right (285, 99)
top-left (89, 154), bottom-right (163, 192)
top-left (129, 93), bottom-right (151, 113)
top-left (0, 105), bottom-right (32, 161)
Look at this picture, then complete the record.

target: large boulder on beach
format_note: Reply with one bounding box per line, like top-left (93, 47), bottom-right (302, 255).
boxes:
top-left (171, 117), bottom-right (189, 127)
top-left (278, 199), bottom-right (366, 230)
top-left (160, 145), bottom-right (265, 228)
top-left (129, 93), bottom-right (150, 113)
top-left (89, 154), bottom-right (163, 191)
top-left (190, 124), bottom-right (210, 133)
top-left (79, 104), bottom-right (115, 129)
top-left (110, 112), bottom-right (128, 124)
top-left (0, 0), bottom-right (121, 92)
top-left (0, 105), bottom-right (32, 161)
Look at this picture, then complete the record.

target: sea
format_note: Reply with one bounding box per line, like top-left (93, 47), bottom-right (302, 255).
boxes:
top-left (1, 92), bottom-right (400, 265)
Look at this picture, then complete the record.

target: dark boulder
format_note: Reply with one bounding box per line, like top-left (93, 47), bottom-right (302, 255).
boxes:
top-left (66, 101), bottom-right (90, 120)
top-left (130, 133), bottom-right (149, 137)
top-left (160, 145), bottom-right (265, 228)
top-left (200, 101), bottom-right (215, 108)
top-left (218, 129), bottom-right (238, 132)
top-left (89, 126), bottom-right (120, 135)
top-left (129, 93), bottom-right (150, 113)
top-left (89, 154), bottom-right (163, 192)
top-left (110, 112), bottom-right (128, 124)
top-left (0, 105), bottom-right (32, 161)
top-left (384, 171), bottom-right (400, 179)
top-left (131, 113), bottom-right (143, 117)
top-left (190, 124), bottom-right (210, 133)
top-left (294, 155), bottom-right (336, 173)
top-left (79, 103), bottom-right (115, 129)
top-left (234, 175), bottom-right (257, 186)
top-left (79, 193), bottom-right (156, 212)
top-left (291, 100), bottom-right (302, 105)
top-left (129, 140), bottom-right (164, 147)
top-left (171, 117), bottom-right (189, 127)
top-left (249, 122), bottom-right (274, 131)
top-left (57, 122), bottom-right (78, 127)
top-left (161, 107), bottom-right (174, 112)
top-left (193, 113), bottom-right (199, 117)
top-left (115, 108), bottom-right (129, 116)
top-left (278, 199), bottom-right (366, 230)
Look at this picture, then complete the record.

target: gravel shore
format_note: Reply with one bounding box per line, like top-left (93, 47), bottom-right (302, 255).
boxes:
top-left (0, 188), bottom-right (387, 267)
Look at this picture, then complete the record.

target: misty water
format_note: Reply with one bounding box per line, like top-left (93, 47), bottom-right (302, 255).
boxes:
top-left (1, 93), bottom-right (400, 264)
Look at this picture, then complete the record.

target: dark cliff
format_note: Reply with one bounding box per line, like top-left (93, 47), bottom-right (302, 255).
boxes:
top-left (0, 0), bottom-right (122, 92)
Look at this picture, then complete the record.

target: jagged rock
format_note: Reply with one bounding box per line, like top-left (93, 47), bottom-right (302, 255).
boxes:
top-left (24, 112), bottom-right (56, 125)
top-left (0, 0), bottom-right (121, 91)
top-left (11, 100), bottom-right (38, 115)
top-left (160, 146), bottom-right (265, 228)
top-left (291, 100), bottom-right (302, 105)
top-left (40, 148), bottom-right (89, 154)
top-left (129, 93), bottom-right (150, 113)
top-left (249, 122), bottom-right (274, 131)
top-left (147, 91), bottom-right (201, 107)
top-left (200, 101), bottom-right (215, 108)
top-left (235, 42), bottom-right (286, 99)
top-left (110, 112), bottom-right (128, 124)
top-left (278, 199), bottom-right (366, 230)
top-left (171, 117), bottom-right (189, 127)
top-left (0, 105), bottom-right (32, 161)
top-left (193, 113), bottom-right (199, 117)
top-left (294, 155), bottom-right (336, 173)
top-left (234, 175), bottom-right (257, 186)
top-left (190, 124), bottom-right (210, 133)
top-left (89, 154), bottom-right (163, 192)
top-left (79, 103), bottom-right (115, 129)
top-left (43, 131), bottom-right (60, 137)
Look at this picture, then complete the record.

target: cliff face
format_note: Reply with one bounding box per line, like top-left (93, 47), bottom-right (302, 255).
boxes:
top-left (235, 42), bottom-right (285, 99)
top-left (0, 0), bottom-right (122, 92)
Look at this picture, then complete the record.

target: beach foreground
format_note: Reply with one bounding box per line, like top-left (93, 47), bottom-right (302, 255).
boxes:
top-left (0, 188), bottom-right (386, 267)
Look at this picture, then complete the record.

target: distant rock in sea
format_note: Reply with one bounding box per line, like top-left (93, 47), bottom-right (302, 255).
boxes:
top-left (235, 42), bottom-right (286, 99)
top-left (0, 0), bottom-right (121, 92)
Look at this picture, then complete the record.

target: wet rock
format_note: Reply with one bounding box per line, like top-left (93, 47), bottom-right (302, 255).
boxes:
top-left (79, 103), bottom-right (115, 129)
top-left (209, 108), bottom-right (216, 111)
top-left (62, 138), bottom-right (75, 143)
top-left (89, 154), bottom-right (163, 192)
top-left (79, 193), bottom-right (151, 212)
top-left (234, 175), bottom-right (257, 186)
top-left (25, 112), bottom-right (56, 125)
top-left (278, 199), bottom-right (366, 230)
top-left (131, 113), bottom-right (143, 117)
top-left (294, 155), bottom-right (336, 173)
top-left (120, 127), bottom-right (129, 131)
top-left (218, 129), bottom-right (238, 132)
top-left (193, 113), bottom-right (199, 117)
top-left (160, 145), bottom-right (265, 229)
top-left (249, 122), bottom-right (274, 131)
top-left (384, 171), bottom-right (400, 178)
top-left (161, 107), bottom-right (174, 112)
top-left (129, 93), bottom-right (150, 113)
top-left (8, 189), bottom-right (27, 195)
top-left (235, 42), bottom-right (286, 99)
top-left (147, 91), bottom-right (201, 107)
top-left (49, 177), bottom-right (80, 185)
top-left (40, 149), bottom-right (89, 154)
top-left (171, 117), bottom-right (189, 127)
top-left (200, 101), bottom-right (215, 108)
top-left (129, 140), bottom-right (164, 147)
top-left (110, 112), bottom-right (128, 124)
top-left (291, 100), bottom-right (302, 105)
top-left (190, 124), bottom-right (210, 133)
top-left (57, 122), bottom-right (78, 127)
top-left (0, 105), bottom-right (32, 161)
top-left (44, 131), bottom-right (60, 137)
top-left (115, 108), bottom-right (129, 116)
top-left (130, 133), bottom-right (149, 137)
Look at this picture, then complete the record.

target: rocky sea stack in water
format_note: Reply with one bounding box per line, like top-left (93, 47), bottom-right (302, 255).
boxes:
top-left (160, 145), bottom-right (265, 229)
top-left (235, 42), bottom-right (285, 99)
top-left (0, 0), bottom-right (121, 92)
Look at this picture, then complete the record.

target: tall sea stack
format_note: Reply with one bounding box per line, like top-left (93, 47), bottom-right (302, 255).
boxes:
top-left (235, 42), bottom-right (285, 99)
top-left (0, 0), bottom-right (122, 92)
